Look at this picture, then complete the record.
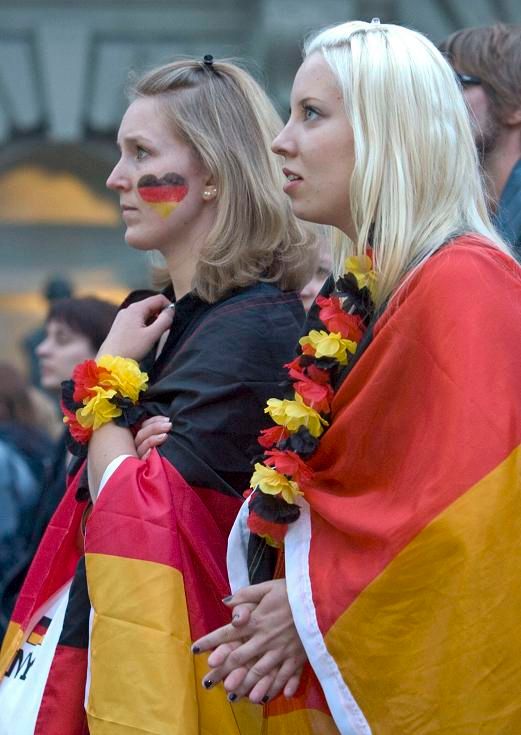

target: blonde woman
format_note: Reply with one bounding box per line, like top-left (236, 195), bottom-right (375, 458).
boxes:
top-left (0, 58), bottom-right (315, 734)
top-left (194, 21), bottom-right (521, 734)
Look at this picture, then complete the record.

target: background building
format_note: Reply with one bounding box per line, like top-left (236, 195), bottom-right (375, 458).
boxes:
top-left (1, 0), bottom-right (520, 370)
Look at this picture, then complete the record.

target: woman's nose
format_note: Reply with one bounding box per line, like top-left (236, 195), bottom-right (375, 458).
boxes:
top-left (106, 160), bottom-right (131, 191)
top-left (272, 122), bottom-right (295, 157)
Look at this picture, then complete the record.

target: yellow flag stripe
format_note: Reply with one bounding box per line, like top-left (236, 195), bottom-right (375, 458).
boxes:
top-left (325, 445), bottom-right (521, 734)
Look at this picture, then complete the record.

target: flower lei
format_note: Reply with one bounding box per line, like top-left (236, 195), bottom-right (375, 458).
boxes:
top-left (61, 355), bottom-right (148, 456)
top-left (246, 253), bottom-right (377, 546)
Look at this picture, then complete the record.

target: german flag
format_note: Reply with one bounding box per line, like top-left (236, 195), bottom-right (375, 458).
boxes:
top-left (274, 239), bottom-right (521, 733)
top-left (137, 173), bottom-right (188, 218)
top-left (0, 468), bottom-right (90, 735)
top-left (84, 452), bottom-right (345, 734)
top-left (27, 616), bottom-right (52, 646)
top-left (83, 452), bottom-right (260, 733)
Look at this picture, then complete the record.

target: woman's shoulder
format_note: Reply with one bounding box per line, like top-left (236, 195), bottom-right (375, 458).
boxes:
top-left (381, 234), bottom-right (521, 331)
top-left (425, 234), bottom-right (519, 280)
top-left (203, 282), bottom-right (305, 331)
top-left (404, 234), bottom-right (521, 302)
top-left (215, 282), bottom-right (303, 313)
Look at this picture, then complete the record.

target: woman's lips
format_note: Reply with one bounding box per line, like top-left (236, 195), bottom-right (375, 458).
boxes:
top-left (282, 168), bottom-right (303, 194)
top-left (283, 177), bottom-right (303, 194)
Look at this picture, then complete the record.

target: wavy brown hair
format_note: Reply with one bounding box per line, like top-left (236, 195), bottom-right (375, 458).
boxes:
top-left (132, 59), bottom-right (317, 302)
top-left (439, 23), bottom-right (521, 125)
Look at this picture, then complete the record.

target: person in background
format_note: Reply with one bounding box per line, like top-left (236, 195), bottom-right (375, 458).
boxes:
top-left (193, 20), bottom-right (521, 734)
top-left (21, 276), bottom-right (73, 389)
top-left (299, 231), bottom-right (333, 311)
top-left (0, 363), bottom-right (54, 638)
top-left (0, 297), bottom-right (117, 635)
top-left (440, 23), bottom-right (521, 256)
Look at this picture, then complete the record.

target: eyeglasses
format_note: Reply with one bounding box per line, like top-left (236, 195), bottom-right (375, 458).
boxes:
top-left (455, 72), bottom-right (482, 87)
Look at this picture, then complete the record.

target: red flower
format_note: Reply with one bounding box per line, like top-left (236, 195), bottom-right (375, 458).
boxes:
top-left (61, 402), bottom-right (93, 444)
top-left (258, 425), bottom-right (290, 449)
top-left (305, 364), bottom-right (330, 385)
top-left (72, 360), bottom-right (111, 402)
top-left (284, 356), bottom-right (306, 380)
top-left (294, 374), bottom-right (334, 413)
top-left (316, 295), bottom-right (364, 341)
top-left (301, 342), bottom-right (315, 357)
top-left (247, 510), bottom-right (287, 547)
top-left (264, 448), bottom-right (313, 485)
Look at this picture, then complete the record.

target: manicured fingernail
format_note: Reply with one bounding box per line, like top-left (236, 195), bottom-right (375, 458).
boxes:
top-left (228, 693), bottom-right (237, 702)
top-left (261, 695), bottom-right (269, 703)
top-left (203, 678), bottom-right (213, 689)
top-left (222, 595), bottom-right (233, 603)
top-left (191, 645), bottom-right (200, 654)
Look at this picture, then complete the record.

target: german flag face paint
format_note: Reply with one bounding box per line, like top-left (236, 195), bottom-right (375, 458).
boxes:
top-left (137, 173), bottom-right (188, 218)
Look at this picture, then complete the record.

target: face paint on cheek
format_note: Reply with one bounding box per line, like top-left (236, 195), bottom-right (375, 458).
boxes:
top-left (137, 173), bottom-right (189, 218)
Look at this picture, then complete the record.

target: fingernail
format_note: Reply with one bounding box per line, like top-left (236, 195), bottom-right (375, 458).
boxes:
top-left (191, 645), bottom-right (200, 654)
top-left (222, 595), bottom-right (233, 603)
top-left (228, 693), bottom-right (237, 702)
top-left (261, 695), bottom-right (269, 704)
top-left (203, 678), bottom-right (213, 689)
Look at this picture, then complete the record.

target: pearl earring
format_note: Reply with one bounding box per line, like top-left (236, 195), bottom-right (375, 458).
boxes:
top-left (203, 186), bottom-right (217, 201)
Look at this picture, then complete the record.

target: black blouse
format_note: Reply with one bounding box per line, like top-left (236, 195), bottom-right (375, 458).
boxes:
top-left (130, 281), bottom-right (305, 496)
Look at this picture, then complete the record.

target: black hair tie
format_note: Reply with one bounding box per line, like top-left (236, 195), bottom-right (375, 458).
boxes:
top-left (203, 54), bottom-right (214, 67)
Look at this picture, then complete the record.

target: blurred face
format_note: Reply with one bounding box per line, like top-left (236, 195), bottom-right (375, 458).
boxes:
top-left (106, 96), bottom-right (215, 256)
top-left (300, 246), bottom-right (333, 311)
top-left (36, 319), bottom-right (95, 391)
top-left (458, 75), bottom-right (499, 160)
top-left (272, 53), bottom-right (355, 236)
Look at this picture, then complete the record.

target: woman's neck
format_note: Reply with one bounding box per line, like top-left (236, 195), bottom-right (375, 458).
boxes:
top-left (162, 206), bottom-right (216, 301)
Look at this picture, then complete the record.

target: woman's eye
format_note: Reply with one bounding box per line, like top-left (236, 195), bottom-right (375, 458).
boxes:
top-left (303, 106), bottom-right (320, 121)
top-left (136, 146), bottom-right (148, 161)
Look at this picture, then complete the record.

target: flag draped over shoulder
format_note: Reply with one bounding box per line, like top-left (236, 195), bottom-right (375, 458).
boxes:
top-left (280, 240), bottom-right (521, 734)
top-left (84, 451), bottom-right (263, 734)
top-left (0, 468), bottom-right (89, 734)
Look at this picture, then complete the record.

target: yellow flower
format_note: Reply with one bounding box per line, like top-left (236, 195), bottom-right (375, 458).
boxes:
top-left (265, 393), bottom-right (328, 438)
top-left (76, 386), bottom-right (122, 430)
top-left (299, 330), bottom-right (356, 364)
top-left (250, 463), bottom-right (303, 504)
top-left (97, 355), bottom-right (148, 402)
top-left (344, 254), bottom-right (377, 298)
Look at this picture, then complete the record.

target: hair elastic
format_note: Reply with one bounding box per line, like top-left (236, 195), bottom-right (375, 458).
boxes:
top-left (203, 54), bottom-right (214, 67)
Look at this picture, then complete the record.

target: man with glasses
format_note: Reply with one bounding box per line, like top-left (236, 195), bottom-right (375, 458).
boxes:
top-left (440, 24), bottom-right (521, 257)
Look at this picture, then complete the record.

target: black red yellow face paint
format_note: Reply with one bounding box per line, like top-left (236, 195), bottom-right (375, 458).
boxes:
top-left (137, 172), bottom-right (188, 218)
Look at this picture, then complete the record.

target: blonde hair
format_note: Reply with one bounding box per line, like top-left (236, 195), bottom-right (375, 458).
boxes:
top-left (132, 59), bottom-right (317, 302)
top-left (305, 21), bottom-right (510, 306)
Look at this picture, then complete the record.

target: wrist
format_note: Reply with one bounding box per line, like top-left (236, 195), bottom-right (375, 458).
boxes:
top-left (61, 356), bottom-right (149, 455)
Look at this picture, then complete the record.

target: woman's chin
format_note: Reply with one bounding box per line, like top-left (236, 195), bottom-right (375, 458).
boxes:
top-left (124, 230), bottom-right (155, 252)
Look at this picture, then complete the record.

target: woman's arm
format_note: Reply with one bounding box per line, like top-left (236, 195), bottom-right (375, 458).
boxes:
top-left (85, 295), bottom-right (173, 500)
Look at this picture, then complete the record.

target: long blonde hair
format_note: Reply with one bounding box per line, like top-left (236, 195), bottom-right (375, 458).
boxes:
top-left (132, 59), bottom-right (317, 302)
top-left (305, 21), bottom-right (509, 306)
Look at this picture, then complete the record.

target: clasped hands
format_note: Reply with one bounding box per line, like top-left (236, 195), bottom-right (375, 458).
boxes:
top-left (192, 579), bottom-right (307, 704)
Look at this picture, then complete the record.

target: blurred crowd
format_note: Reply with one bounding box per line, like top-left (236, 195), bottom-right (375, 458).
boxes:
top-left (0, 288), bottom-right (118, 636)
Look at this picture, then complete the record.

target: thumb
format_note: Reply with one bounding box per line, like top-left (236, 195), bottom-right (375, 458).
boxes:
top-left (143, 302), bottom-right (175, 341)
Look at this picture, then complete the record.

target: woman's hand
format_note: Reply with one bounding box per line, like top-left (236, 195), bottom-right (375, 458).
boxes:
top-left (134, 416), bottom-right (172, 459)
top-left (96, 295), bottom-right (174, 362)
top-left (193, 579), bottom-right (306, 703)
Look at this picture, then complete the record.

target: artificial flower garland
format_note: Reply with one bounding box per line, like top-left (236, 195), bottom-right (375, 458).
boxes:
top-left (61, 355), bottom-right (148, 455)
top-left (246, 253), bottom-right (377, 546)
